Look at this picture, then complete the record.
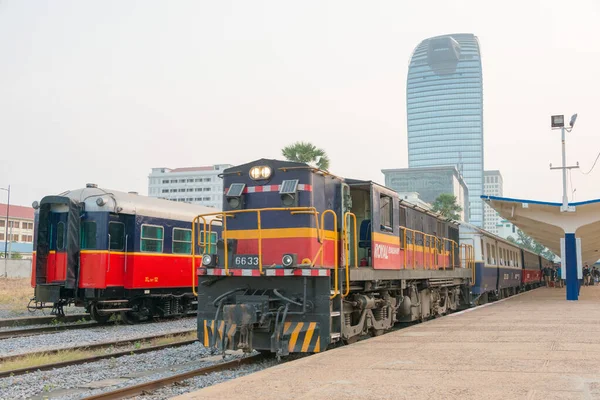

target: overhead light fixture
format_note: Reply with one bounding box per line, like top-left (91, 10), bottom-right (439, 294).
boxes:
top-left (569, 113), bottom-right (578, 128)
top-left (551, 115), bottom-right (564, 128)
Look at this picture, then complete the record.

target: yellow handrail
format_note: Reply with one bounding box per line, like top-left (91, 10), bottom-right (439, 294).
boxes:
top-left (343, 212), bottom-right (357, 298)
top-left (320, 210), bottom-right (338, 299)
top-left (191, 215), bottom-right (208, 296)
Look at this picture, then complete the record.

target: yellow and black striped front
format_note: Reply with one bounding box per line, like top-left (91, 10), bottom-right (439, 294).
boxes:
top-left (202, 320), bottom-right (238, 350)
top-left (282, 321), bottom-right (321, 353)
top-left (200, 319), bottom-right (322, 354)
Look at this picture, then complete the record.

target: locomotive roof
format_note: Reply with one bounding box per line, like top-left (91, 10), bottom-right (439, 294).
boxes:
top-left (222, 159), bottom-right (308, 175)
top-left (47, 187), bottom-right (218, 221)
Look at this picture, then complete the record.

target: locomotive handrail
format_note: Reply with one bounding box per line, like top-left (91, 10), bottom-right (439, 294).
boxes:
top-left (193, 207), bottom-right (323, 279)
top-left (320, 210), bottom-right (338, 299)
top-left (342, 212), bottom-right (357, 298)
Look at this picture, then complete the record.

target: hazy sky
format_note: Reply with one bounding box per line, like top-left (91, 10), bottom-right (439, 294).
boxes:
top-left (1, 0), bottom-right (599, 207)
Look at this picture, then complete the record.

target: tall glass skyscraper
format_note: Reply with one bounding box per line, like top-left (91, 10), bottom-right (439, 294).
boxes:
top-left (407, 33), bottom-right (484, 227)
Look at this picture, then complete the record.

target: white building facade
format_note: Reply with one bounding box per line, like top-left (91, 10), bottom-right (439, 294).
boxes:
top-left (483, 170), bottom-right (503, 234)
top-left (396, 192), bottom-right (433, 211)
top-left (148, 165), bottom-right (232, 209)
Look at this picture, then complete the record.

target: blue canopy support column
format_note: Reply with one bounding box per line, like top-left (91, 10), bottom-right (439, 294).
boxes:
top-left (482, 196), bottom-right (600, 301)
top-left (564, 233), bottom-right (578, 301)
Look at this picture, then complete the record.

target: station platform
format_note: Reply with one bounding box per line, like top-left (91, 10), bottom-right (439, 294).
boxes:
top-left (174, 286), bottom-right (600, 400)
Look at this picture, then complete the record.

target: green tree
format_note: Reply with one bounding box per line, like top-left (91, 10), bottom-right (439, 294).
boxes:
top-left (281, 141), bottom-right (330, 171)
top-left (431, 193), bottom-right (462, 220)
top-left (507, 229), bottom-right (556, 260)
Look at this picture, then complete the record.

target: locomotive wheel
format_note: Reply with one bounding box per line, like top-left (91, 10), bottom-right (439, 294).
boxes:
top-left (90, 305), bottom-right (111, 324)
top-left (370, 329), bottom-right (385, 337)
top-left (342, 335), bottom-right (359, 345)
top-left (120, 311), bottom-right (138, 325)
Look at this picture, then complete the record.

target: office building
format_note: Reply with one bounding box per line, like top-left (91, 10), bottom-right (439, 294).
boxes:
top-left (148, 165), bottom-right (232, 209)
top-left (382, 166), bottom-right (469, 222)
top-left (0, 203), bottom-right (34, 258)
top-left (484, 170), bottom-right (503, 234)
top-left (407, 33), bottom-right (484, 226)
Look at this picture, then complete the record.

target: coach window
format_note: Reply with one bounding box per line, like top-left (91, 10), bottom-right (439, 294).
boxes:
top-left (380, 195), bottom-right (393, 231)
top-left (173, 228), bottom-right (192, 254)
top-left (57, 222), bottom-right (65, 250)
top-left (199, 231), bottom-right (218, 253)
top-left (485, 243), bottom-right (491, 264)
top-left (109, 222), bottom-right (125, 251)
top-left (141, 225), bottom-right (164, 253)
top-left (80, 221), bottom-right (97, 249)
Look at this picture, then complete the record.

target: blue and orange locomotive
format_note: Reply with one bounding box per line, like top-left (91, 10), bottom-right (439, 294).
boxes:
top-left (193, 159), bottom-right (474, 357)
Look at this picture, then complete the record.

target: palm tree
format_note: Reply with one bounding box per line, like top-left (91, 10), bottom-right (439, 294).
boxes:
top-left (281, 141), bottom-right (330, 171)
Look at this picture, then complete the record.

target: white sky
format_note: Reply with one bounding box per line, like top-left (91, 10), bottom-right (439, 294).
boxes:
top-left (0, 0), bottom-right (599, 207)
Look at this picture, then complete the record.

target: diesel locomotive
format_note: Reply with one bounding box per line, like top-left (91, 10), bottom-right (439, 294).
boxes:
top-left (193, 159), bottom-right (475, 357)
top-left (30, 185), bottom-right (220, 323)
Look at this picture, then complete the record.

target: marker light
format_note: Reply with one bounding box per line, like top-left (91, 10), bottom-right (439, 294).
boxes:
top-left (249, 166), bottom-right (272, 180)
top-left (202, 254), bottom-right (213, 267)
top-left (282, 253), bottom-right (297, 267)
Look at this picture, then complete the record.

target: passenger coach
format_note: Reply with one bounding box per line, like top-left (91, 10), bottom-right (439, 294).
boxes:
top-left (30, 185), bottom-right (220, 323)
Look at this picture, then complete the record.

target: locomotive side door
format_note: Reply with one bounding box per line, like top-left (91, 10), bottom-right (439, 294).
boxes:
top-left (107, 214), bottom-right (126, 288)
top-left (341, 183), bottom-right (356, 267)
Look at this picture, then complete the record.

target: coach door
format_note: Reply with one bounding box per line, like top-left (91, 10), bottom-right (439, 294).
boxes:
top-left (106, 214), bottom-right (126, 287)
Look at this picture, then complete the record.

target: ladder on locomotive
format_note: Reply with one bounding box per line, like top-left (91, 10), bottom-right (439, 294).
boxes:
top-left (330, 211), bottom-right (357, 344)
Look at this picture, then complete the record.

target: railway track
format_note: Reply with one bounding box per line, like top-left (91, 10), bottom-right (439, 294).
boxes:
top-left (0, 313), bottom-right (90, 328)
top-left (0, 313), bottom-right (198, 340)
top-left (0, 330), bottom-right (197, 377)
top-left (0, 320), bottom-right (107, 340)
top-left (81, 353), bottom-right (264, 400)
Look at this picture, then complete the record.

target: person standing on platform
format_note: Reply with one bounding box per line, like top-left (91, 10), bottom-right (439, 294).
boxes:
top-left (583, 263), bottom-right (591, 286)
top-left (544, 265), bottom-right (551, 287)
top-left (556, 266), bottom-right (563, 288)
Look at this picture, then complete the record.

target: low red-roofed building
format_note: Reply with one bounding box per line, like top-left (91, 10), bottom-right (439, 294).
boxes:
top-left (0, 203), bottom-right (35, 258)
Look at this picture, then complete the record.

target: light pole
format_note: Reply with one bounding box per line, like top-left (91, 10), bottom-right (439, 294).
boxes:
top-left (0, 186), bottom-right (9, 278)
top-left (550, 114), bottom-right (579, 212)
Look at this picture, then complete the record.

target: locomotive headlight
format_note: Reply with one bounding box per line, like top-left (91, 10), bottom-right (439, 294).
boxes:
top-left (282, 253), bottom-right (297, 268)
top-left (31, 201), bottom-right (39, 210)
top-left (202, 254), bottom-right (213, 267)
top-left (96, 197), bottom-right (106, 206)
top-left (227, 197), bottom-right (241, 209)
top-left (249, 166), bottom-right (272, 180)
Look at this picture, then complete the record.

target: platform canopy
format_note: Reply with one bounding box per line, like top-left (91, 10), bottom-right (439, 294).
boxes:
top-left (482, 196), bottom-right (600, 264)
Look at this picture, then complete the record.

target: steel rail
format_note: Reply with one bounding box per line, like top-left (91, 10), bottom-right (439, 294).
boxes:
top-left (0, 321), bottom-right (106, 340)
top-left (81, 354), bottom-right (265, 400)
top-left (0, 329), bottom-right (196, 364)
top-left (0, 313), bottom-right (90, 328)
top-left (0, 338), bottom-right (197, 378)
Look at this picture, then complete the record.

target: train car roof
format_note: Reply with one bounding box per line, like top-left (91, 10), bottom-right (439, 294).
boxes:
top-left (45, 186), bottom-right (218, 221)
top-left (459, 222), bottom-right (539, 255)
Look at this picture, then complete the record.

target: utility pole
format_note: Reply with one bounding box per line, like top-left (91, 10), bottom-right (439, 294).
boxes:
top-left (550, 114), bottom-right (578, 212)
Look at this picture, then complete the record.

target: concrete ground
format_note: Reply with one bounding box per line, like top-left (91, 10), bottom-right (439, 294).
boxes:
top-left (174, 285), bottom-right (600, 400)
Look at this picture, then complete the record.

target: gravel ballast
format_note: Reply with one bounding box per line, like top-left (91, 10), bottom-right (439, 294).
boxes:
top-left (0, 318), bottom-right (196, 357)
top-left (0, 343), bottom-right (274, 400)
